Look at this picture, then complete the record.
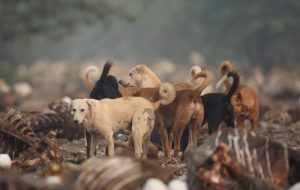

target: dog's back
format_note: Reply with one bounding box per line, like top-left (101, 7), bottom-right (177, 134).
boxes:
top-left (201, 72), bottom-right (239, 134)
top-left (201, 93), bottom-right (230, 122)
top-left (98, 97), bottom-right (152, 118)
top-left (89, 62), bottom-right (121, 100)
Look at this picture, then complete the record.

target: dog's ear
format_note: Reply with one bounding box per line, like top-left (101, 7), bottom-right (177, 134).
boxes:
top-left (68, 101), bottom-right (72, 111)
top-left (136, 65), bottom-right (146, 74)
top-left (86, 100), bottom-right (95, 117)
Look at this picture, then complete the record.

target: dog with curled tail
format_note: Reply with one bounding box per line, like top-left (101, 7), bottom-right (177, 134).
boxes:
top-left (71, 83), bottom-right (175, 159)
top-left (219, 61), bottom-right (260, 132)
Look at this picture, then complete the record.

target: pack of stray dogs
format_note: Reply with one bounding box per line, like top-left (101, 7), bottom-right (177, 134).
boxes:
top-left (71, 60), bottom-right (259, 160)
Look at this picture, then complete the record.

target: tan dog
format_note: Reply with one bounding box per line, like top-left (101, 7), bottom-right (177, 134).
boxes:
top-left (119, 64), bottom-right (161, 88)
top-left (119, 64), bottom-right (198, 94)
top-left (133, 71), bottom-right (213, 157)
top-left (119, 64), bottom-right (211, 95)
top-left (71, 83), bottom-right (175, 159)
top-left (219, 61), bottom-right (260, 132)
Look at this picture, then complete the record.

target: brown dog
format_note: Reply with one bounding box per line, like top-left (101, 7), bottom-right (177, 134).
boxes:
top-left (133, 71), bottom-right (213, 157)
top-left (219, 61), bottom-right (260, 132)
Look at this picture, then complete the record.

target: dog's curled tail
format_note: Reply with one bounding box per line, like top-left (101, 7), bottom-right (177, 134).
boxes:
top-left (216, 71), bottom-right (240, 100)
top-left (226, 71), bottom-right (239, 99)
top-left (154, 83), bottom-right (176, 109)
top-left (220, 61), bottom-right (234, 76)
top-left (189, 65), bottom-right (202, 80)
top-left (84, 61), bottom-right (113, 91)
top-left (193, 71), bottom-right (213, 99)
top-left (84, 66), bottom-right (99, 91)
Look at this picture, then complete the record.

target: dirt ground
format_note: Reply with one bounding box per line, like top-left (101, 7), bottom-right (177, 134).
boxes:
top-left (54, 119), bottom-right (300, 182)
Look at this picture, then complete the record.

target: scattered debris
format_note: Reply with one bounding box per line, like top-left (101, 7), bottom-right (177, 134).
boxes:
top-left (0, 109), bottom-right (62, 172)
top-left (75, 157), bottom-right (173, 190)
top-left (187, 143), bottom-right (284, 190)
top-left (187, 128), bottom-right (291, 189)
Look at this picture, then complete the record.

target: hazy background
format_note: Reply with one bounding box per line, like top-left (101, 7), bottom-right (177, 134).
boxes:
top-left (0, 0), bottom-right (299, 135)
top-left (0, 0), bottom-right (300, 82)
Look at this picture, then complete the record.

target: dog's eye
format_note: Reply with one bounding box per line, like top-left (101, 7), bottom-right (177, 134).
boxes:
top-left (129, 73), bottom-right (132, 77)
top-left (80, 109), bottom-right (85, 112)
top-left (73, 109), bottom-right (76, 112)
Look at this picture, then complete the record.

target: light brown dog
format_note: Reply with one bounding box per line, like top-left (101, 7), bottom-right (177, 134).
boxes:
top-left (133, 71), bottom-right (213, 157)
top-left (119, 64), bottom-right (161, 88)
top-left (219, 61), bottom-right (260, 132)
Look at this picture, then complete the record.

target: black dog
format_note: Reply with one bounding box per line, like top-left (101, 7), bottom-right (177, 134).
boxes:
top-left (89, 62), bottom-right (121, 100)
top-left (181, 71), bottom-right (239, 154)
top-left (86, 61), bottom-right (121, 157)
top-left (201, 71), bottom-right (239, 134)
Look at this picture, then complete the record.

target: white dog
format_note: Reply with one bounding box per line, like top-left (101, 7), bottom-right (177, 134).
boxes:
top-left (119, 65), bottom-right (161, 88)
top-left (71, 83), bottom-right (175, 158)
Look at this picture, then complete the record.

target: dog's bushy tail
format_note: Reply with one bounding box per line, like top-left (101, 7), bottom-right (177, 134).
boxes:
top-left (189, 65), bottom-right (202, 79)
top-left (219, 61), bottom-right (234, 90)
top-left (192, 71), bottom-right (213, 99)
top-left (84, 66), bottom-right (99, 91)
top-left (84, 61), bottom-right (113, 91)
top-left (220, 61), bottom-right (234, 76)
top-left (217, 71), bottom-right (239, 100)
top-left (153, 83), bottom-right (176, 109)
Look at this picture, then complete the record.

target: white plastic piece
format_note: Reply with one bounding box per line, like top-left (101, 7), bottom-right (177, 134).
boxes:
top-left (0, 154), bottom-right (12, 169)
top-left (143, 178), bottom-right (168, 190)
top-left (168, 179), bottom-right (188, 190)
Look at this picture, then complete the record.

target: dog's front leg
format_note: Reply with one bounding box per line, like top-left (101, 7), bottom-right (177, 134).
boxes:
top-left (104, 132), bottom-right (115, 156)
top-left (86, 130), bottom-right (92, 158)
top-left (90, 135), bottom-right (100, 157)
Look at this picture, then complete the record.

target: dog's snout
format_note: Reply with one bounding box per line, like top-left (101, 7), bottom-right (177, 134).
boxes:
top-left (73, 120), bottom-right (79, 124)
top-left (118, 80), bottom-right (122, 85)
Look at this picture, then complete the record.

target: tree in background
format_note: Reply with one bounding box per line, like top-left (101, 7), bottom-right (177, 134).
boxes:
top-left (0, 0), bottom-right (143, 81)
top-left (0, 0), bottom-right (299, 72)
top-left (187, 0), bottom-right (300, 70)
top-left (0, 0), bottom-right (137, 42)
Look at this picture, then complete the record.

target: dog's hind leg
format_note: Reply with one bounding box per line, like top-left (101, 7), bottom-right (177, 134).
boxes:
top-left (225, 109), bottom-right (235, 129)
top-left (208, 118), bottom-right (222, 134)
top-left (132, 109), bottom-right (155, 159)
top-left (236, 116), bottom-right (245, 129)
top-left (168, 131), bottom-right (173, 155)
top-left (142, 132), bottom-right (151, 160)
top-left (172, 106), bottom-right (193, 158)
top-left (190, 115), bottom-right (203, 149)
top-left (156, 116), bottom-right (170, 156)
top-left (250, 117), bottom-right (258, 132)
top-left (133, 131), bottom-right (143, 158)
